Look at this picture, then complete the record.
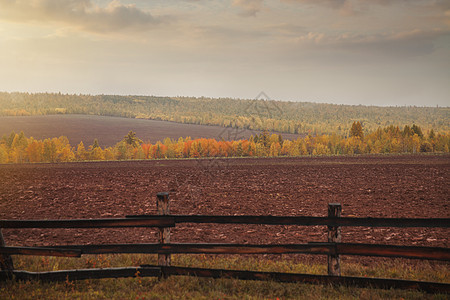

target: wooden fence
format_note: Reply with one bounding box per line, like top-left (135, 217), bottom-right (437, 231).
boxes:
top-left (1, 192), bottom-right (449, 294)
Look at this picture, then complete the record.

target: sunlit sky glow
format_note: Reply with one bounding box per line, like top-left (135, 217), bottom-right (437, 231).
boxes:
top-left (0, 0), bottom-right (449, 106)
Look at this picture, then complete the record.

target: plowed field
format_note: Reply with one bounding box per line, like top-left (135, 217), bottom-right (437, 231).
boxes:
top-left (1, 155), bottom-right (449, 264)
top-left (0, 115), bottom-right (301, 147)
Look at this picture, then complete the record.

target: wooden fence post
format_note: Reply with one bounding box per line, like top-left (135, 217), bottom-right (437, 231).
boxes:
top-left (0, 228), bottom-right (14, 277)
top-left (157, 192), bottom-right (171, 268)
top-left (327, 203), bottom-right (341, 276)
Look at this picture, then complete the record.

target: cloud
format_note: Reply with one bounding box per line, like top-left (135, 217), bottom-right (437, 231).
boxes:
top-left (265, 23), bottom-right (305, 37)
top-left (232, 0), bottom-right (263, 16)
top-left (279, 0), bottom-right (440, 16)
top-left (280, 0), bottom-right (358, 16)
top-left (280, 0), bottom-right (346, 9)
top-left (0, 0), bottom-right (161, 33)
top-left (280, 0), bottom-right (409, 7)
top-left (294, 28), bottom-right (450, 58)
top-left (297, 28), bottom-right (448, 44)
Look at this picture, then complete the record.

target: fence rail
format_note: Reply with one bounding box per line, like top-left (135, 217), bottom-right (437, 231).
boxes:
top-left (126, 214), bottom-right (450, 227)
top-left (2, 243), bottom-right (449, 261)
top-left (1, 265), bottom-right (449, 294)
top-left (1, 192), bottom-right (449, 294)
top-left (2, 216), bottom-right (448, 229)
top-left (0, 218), bottom-right (174, 228)
top-left (0, 246), bottom-right (81, 257)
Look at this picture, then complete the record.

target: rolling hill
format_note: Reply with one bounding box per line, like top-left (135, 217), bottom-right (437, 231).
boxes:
top-left (1, 92), bottom-right (448, 137)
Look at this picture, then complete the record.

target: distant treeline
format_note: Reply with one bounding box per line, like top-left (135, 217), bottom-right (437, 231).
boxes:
top-left (1, 123), bottom-right (448, 164)
top-left (0, 92), bottom-right (448, 136)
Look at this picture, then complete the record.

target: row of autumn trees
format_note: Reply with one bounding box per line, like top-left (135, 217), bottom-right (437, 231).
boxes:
top-left (1, 123), bottom-right (449, 164)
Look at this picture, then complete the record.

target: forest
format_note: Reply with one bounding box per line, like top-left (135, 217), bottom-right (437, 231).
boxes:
top-left (1, 123), bottom-right (448, 164)
top-left (0, 92), bottom-right (448, 136)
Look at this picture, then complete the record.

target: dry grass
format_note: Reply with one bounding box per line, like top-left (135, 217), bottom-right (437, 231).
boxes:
top-left (1, 254), bottom-right (449, 299)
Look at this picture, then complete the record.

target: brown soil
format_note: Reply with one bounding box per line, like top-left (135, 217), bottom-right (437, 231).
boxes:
top-left (1, 155), bottom-right (449, 264)
top-left (0, 115), bottom-right (301, 147)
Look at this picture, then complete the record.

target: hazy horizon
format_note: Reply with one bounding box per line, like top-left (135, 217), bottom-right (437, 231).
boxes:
top-left (0, 1), bottom-right (449, 107)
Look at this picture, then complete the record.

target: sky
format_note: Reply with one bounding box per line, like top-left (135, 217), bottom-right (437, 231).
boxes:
top-left (0, 0), bottom-right (449, 107)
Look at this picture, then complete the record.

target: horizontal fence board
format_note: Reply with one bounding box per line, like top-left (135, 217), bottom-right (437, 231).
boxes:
top-left (147, 265), bottom-right (450, 294)
top-left (32, 243), bottom-right (450, 261)
top-left (336, 243), bottom-right (450, 261)
top-left (0, 246), bottom-right (81, 257)
top-left (0, 218), bottom-right (175, 229)
top-left (40, 243), bottom-right (332, 255)
top-left (0, 267), bottom-right (161, 282)
top-left (2, 265), bottom-right (448, 294)
top-left (126, 215), bottom-right (450, 228)
top-left (2, 216), bottom-right (448, 229)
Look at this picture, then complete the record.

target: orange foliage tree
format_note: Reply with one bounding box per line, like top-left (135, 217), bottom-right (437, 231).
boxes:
top-left (0, 124), bottom-right (449, 164)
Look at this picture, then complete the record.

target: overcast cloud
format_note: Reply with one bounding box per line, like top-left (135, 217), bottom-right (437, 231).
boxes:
top-left (0, 0), bottom-right (448, 106)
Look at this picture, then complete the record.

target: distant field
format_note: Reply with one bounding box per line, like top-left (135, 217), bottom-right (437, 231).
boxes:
top-left (0, 115), bottom-right (301, 147)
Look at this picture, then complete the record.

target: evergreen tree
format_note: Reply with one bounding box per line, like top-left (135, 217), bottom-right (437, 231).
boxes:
top-left (349, 121), bottom-right (364, 139)
top-left (7, 131), bottom-right (16, 147)
top-left (123, 131), bottom-right (143, 148)
top-left (260, 130), bottom-right (269, 147)
top-left (411, 124), bottom-right (423, 138)
top-left (402, 125), bottom-right (412, 137)
top-left (278, 134), bottom-right (283, 144)
top-left (429, 129), bottom-right (435, 140)
top-left (92, 139), bottom-right (100, 149)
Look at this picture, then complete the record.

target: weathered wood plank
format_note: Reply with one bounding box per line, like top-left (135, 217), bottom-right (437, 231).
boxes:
top-left (0, 218), bottom-right (175, 228)
top-left (41, 243), bottom-right (332, 255)
top-left (157, 192), bottom-right (171, 267)
top-left (127, 214), bottom-right (450, 228)
top-left (0, 267), bottom-right (161, 282)
top-left (2, 215), bottom-right (448, 229)
top-left (328, 203), bottom-right (341, 276)
top-left (141, 265), bottom-right (450, 294)
top-left (0, 246), bottom-right (81, 257)
top-left (336, 243), bottom-right (450, 260)
top-left (36, 243), bottom-right (450, 260)
top-left (2, 265), bottom-right (448, 293)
